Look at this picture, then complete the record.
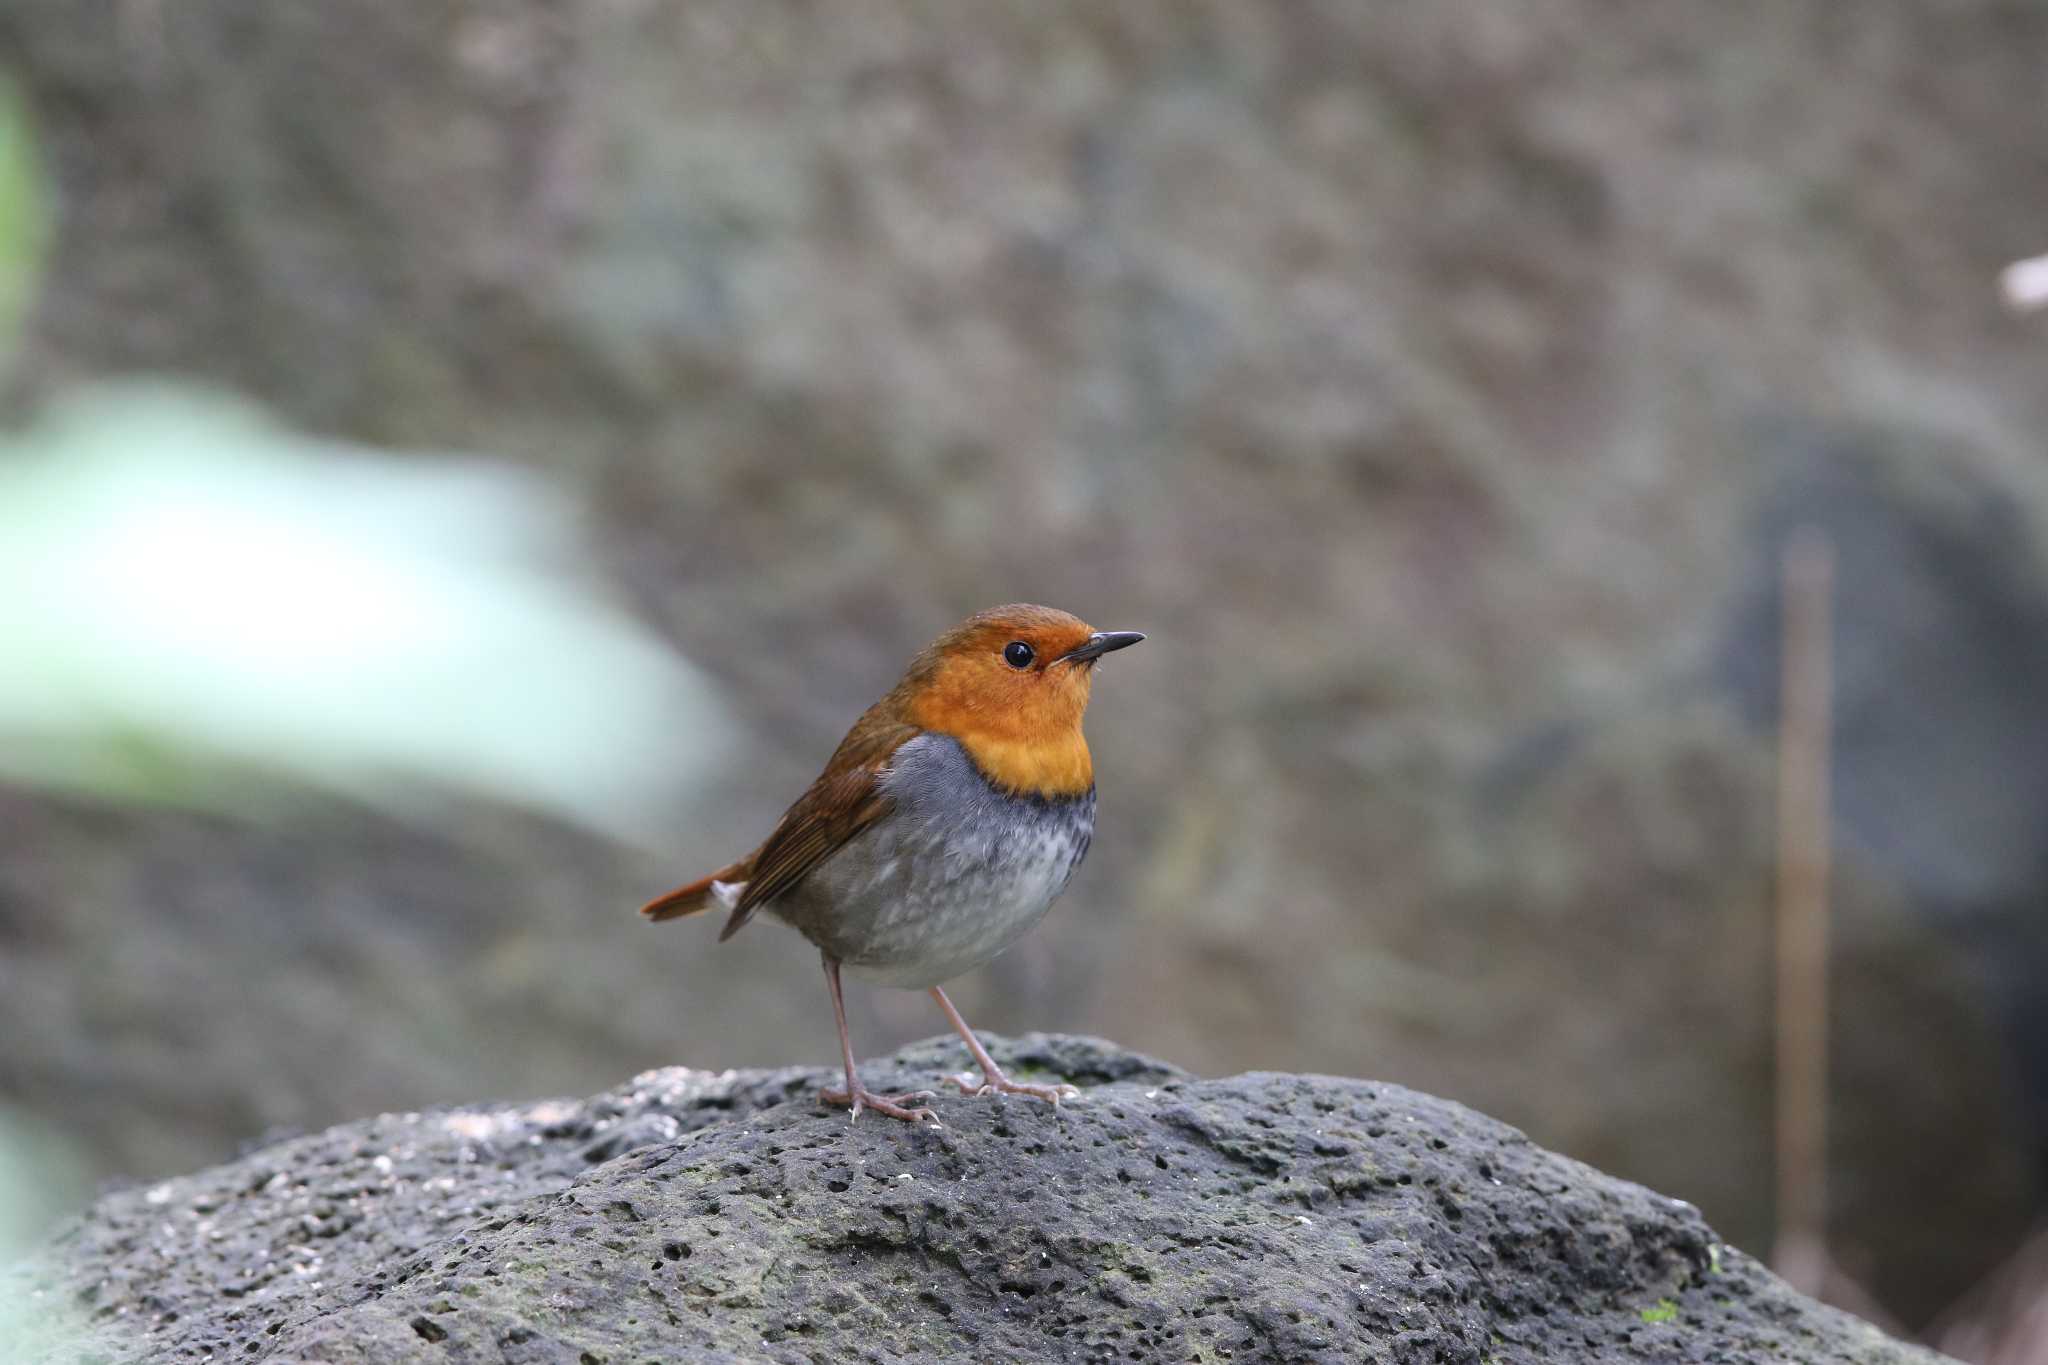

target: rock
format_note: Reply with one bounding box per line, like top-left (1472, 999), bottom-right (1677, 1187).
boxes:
top-left (6, 1036), bottom-right (1945, 1364)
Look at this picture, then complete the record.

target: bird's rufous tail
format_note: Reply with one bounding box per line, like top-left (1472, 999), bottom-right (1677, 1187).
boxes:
top-left (640, 860), bottom-right (749, 922)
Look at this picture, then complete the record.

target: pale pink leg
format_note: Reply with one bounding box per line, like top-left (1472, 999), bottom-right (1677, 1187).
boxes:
top-left (818, 955), bottom-right (938, 1124)
top-left (929, 986), bottom-right (1080, 1106)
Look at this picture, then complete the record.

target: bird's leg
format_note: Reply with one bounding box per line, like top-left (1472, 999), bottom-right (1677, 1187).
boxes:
top-left (929, 986), bottom-right (1080, 1106)
top-left (818, 954), bottom-right (938, 1125)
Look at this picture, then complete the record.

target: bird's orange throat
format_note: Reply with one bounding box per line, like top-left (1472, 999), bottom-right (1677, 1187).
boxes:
top-left (954, 729), bottom-right (1094, 800)
top-left (905, 663), bottom-right (1097, 799)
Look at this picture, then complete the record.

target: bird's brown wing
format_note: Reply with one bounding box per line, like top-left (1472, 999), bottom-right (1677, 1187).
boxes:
top-left (718, 718), bottom-right (918, 941)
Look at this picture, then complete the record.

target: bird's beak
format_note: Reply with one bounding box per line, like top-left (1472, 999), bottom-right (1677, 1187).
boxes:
top-left (1059, 630), bottom-right (1146, 665)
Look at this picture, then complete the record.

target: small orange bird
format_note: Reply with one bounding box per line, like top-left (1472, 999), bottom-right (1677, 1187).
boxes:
top-left (641, 604), bottom-right (1144, 1124)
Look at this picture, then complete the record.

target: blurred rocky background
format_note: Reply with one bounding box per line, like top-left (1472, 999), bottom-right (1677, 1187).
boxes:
top-left (2, 0), bottom-right (2047, 1350)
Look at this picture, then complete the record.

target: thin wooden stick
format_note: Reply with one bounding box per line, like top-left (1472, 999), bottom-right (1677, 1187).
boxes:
top-left (1773, 530), bottom-right (1834, 1296)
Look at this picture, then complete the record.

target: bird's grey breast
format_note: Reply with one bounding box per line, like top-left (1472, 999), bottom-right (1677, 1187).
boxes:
top-left (781, 733), bottom-right (1095, 987)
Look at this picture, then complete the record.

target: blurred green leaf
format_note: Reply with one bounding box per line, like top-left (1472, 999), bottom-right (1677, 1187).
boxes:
top-left (0, 384), bottom-right (728, 843)
top-left (0, 1108), bottom-right (93, 1365)
top-left (0, 74), bottom-right (50, 366)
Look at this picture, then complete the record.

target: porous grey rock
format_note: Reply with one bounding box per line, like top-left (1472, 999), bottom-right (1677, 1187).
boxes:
top-left (7, 1036), bottom-right (1946, 1365)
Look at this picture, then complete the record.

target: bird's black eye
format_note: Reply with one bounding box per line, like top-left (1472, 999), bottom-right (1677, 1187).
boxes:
top-left (1003, 641), bottom-right (1036, 670)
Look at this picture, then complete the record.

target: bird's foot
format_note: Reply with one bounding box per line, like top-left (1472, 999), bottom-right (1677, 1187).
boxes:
top-left (948, 1068), bottom-right (1081, 1107)
top-left (821, 1085), bottom-right (941, 1126)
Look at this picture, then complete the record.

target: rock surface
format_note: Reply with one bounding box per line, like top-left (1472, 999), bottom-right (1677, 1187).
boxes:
top-left (7, 1036), bottom-right (1944, 1364)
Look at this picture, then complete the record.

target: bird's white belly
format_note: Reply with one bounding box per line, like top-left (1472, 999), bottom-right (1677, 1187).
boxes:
top-left (769, 734), bottom-right (1096, 988)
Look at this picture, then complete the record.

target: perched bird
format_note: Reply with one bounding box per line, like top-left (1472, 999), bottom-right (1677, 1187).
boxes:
top-left (642, 604), bottom-right (1144, 1124)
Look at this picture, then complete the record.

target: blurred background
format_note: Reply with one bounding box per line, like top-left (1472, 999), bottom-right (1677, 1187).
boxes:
top-left (2, 2), bottom-right (2046, 1355)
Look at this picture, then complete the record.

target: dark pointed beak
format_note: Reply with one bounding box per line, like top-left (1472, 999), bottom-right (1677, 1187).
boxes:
top-left (1060, 630), bottom-right (1146, 665)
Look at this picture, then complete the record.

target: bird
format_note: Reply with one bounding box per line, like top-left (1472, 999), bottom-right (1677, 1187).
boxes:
top-left (641, 604), bottom-right (1144, 1124)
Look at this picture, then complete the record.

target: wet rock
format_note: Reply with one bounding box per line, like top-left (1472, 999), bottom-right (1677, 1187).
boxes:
top-left (7, 1036), bottom-right (1945, 1364)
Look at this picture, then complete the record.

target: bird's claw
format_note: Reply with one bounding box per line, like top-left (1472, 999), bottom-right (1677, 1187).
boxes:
top-left (821, 1086), bottom-right (941, 1126)
top-left (948, 1071), bottom-right (1081, 1106)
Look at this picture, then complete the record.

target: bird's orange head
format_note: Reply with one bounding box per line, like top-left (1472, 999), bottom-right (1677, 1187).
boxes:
top-left (889, 604), bottom-right (1144, 799)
